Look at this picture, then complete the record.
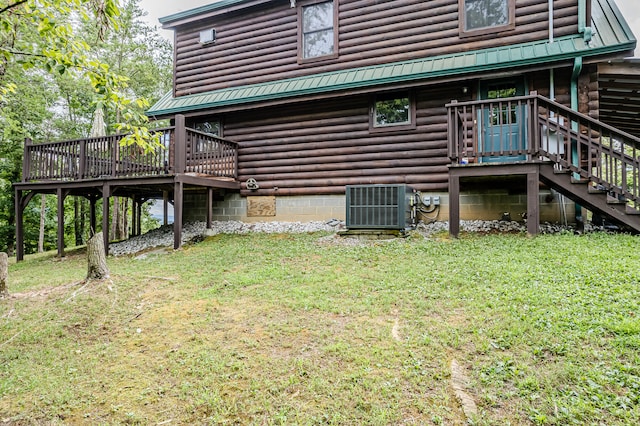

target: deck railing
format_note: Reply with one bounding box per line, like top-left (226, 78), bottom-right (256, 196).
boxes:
top-left (22, 121), bottom-right (238, 182)
top-left (185, 128), bottom-right (238, 178)
top-left (447, 93), bottom-right (640, 211)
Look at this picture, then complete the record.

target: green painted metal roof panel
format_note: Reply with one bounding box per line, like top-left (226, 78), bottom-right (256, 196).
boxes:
top-left (591, 0), bottom-right (636, 48)
top-left (148, 0), bottom-right (636, 117)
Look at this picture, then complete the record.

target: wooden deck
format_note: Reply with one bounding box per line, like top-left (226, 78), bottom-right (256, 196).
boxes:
top-left (446, 93), bottom-right (640, 235)
top-left (14, 115), bottom-right (240, 261)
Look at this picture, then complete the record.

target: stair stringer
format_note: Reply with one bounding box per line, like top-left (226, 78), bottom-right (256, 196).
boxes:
top-left (539, 163), bottom-right (640, 233)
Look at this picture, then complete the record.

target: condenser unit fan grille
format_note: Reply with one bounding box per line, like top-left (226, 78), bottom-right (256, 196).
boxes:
top-left (346, 184), bottom-right (413, 229)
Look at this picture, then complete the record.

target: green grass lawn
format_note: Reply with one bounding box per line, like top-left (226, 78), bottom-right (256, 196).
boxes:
top-left (1, 232), bottom-right (640, 424)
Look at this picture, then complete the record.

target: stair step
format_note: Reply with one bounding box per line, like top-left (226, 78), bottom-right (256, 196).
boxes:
top-left (626, 206), bottom-right (640, 215)
top-left (571, 177), bottom-right (590, 184)
top-left (553, 168), bottom-right (571, 174)
top-left (607, 195), bottom-right (627, 205)
top-left (588, 186), bottom-right (607, 194)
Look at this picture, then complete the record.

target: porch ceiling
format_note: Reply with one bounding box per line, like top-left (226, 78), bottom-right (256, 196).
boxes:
top-left (598, 60), bottom-right (640, 138)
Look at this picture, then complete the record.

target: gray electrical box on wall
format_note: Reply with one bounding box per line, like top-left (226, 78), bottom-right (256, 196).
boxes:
top-left (345, 184), bottom-right (415, 230)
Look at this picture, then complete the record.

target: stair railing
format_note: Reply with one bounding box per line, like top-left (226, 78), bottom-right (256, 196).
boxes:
top-left (536, 95), bottom-right (640, 211)
top-left (447, 93), bottom-right (640, 211)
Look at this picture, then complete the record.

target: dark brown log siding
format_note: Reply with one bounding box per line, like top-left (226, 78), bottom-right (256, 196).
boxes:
top-left (527, 67), bottom-right (596, 115)
top-left (222, 84), bottom-right (468, 196)
top-left (174, 0), bottom-right (579, 97)
top-left (216, 69), bottom-right (579, 196)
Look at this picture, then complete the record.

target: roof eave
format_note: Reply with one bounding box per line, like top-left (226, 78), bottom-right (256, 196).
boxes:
top-left (159, 0), bottom-right (274, 29)
top-left (147, 38), bottom-right (634, 119)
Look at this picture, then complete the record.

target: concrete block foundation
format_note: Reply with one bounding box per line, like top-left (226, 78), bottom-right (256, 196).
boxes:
top-left (182, 189), bottom-right (576, 225)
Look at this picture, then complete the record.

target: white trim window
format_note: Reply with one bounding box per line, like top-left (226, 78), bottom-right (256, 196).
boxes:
top-left (301, 1), bottom-right (335, 59)
top-left (460, 0), bottom-right (515, 36)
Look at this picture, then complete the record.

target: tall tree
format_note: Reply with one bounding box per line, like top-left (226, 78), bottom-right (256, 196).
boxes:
top-left (89, 0), bottom-right (172, 131)
top-left (84, 0), bottom-right (171, 240)
top-left (0, 0), bottom-right (158, 149)
top-left (0, 0), bottom-right (170, 254)
top-left (0, 69), bottom-right (54, 254)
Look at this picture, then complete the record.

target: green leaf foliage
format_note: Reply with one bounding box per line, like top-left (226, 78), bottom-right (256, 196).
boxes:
top-left (0, 0), bottom-right (172, 252)
top-left (0, 0), bottom-right (160, 138)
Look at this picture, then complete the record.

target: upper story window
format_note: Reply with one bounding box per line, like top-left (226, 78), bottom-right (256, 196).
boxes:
top-left (370, 91), bottom-right (416, 132)
top-left (199, 28), bottom-right (216, 45)
top-left (459, 0), bottom-right (515, 37)
top-left (299, 0), bottom-right (337, 62)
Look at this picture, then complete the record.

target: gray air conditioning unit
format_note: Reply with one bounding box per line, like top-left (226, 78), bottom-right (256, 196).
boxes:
top-left (345, 184), bottom-right (416, 230)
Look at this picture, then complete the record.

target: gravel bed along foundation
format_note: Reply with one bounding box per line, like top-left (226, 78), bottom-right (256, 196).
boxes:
top-left (110, 219), bottom-right (610, 256)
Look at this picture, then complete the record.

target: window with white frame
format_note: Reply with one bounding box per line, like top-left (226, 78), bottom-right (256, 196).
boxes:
top-left (371, 92), bottom-right (415, 131)
top-left (460, 0), bottom-right (515, 36)
top-left (300, 0), bottom-right (336, 60)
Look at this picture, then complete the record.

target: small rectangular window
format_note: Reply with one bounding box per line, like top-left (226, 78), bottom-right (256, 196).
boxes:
top-left (193, 121), bottom-right (220, 136)
top-left (199, 28), bottom-right (216, 45)
top-left (459, 0), bottom-right (515, 37)
top-left (299, 0), bottom-right (337, 62)
top-left (370, 92), bottom-right (416, 132)
top-left (192, 120), bottom-right (221, 153)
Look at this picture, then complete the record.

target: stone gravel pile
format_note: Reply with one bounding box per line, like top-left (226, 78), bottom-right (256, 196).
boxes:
top-left (416, 220), bottom-right (600, 236)
top-left (109, 220), bottom-right (343, 256)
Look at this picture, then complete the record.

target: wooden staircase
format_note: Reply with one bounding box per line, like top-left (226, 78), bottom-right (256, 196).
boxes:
top-left (538, 164), bottom-right (640, 231)
top-left (447, 93), bottom-right (640, 233)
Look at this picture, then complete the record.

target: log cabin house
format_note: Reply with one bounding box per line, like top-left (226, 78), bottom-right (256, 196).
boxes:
top-left (14, 0), bottom-right (640, 259)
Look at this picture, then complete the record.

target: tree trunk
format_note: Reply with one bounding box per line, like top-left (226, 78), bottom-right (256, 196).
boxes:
top-left (116, 199), bottom-right (122, 240)
top-left (122, 198), bottom-right (129, 239)
top-left (38, 194), bottom-right (46, 253)
top-left (110, 197), bottom-right (118, 241)
top-left (0, 252), bottom-right (8, 297)
top-left (74, 196), bottom-right (83, 246)
top-left (86, 232), bottom-right (109, 280)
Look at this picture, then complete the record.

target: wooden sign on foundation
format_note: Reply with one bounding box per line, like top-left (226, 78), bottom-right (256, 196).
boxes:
top-left (247, 196), bottom-right (276, 217)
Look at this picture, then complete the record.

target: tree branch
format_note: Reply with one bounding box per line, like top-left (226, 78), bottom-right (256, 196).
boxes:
top-left (0, 48), bottom-right (46, 58)
top-left (0, 0), bottom-right (28, 16)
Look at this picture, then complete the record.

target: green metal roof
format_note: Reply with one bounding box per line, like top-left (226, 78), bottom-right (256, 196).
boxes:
top-left (148, 0), bottom-right (636, 118)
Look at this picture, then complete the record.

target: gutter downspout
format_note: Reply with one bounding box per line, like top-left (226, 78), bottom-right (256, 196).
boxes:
top-left (578, 0), bottom-right (593, 43)
top-left (571, 56), bottom-right (583, 223)
top-left (569, 0), bottom-right (592, 225)
top-left (548, 0), bottom-right (568, 223)
top-left (549, 0), bottom-right (555, 103)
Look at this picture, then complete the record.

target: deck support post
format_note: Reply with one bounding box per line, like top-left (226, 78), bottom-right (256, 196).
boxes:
top-left (102, 184), bottom-right (110, 255)
top-left (163, 191), bottom-right (169, 226)
top-left (15, 189), bottom-right (36, 262)
top-left (448, 163), bottom-right (541, 238)
top-left (173, 181), bottom-right (183, 250)
top-left (131, 195), bottom-right (138, 237)
top-left (136, 198), bottom-right (143, 236)
top-left (527, 169), bottom-right (540, 235)
top-left (174, 115), bottom-right (186, 174)
top-left (56, 188), bottom-right (68, 257)
top-left (449, 172), bottom-right (461, 238)
top-left (15, 189), bottom-right (24, 262)
top-left (206, 188), bottom-right (213, 229)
